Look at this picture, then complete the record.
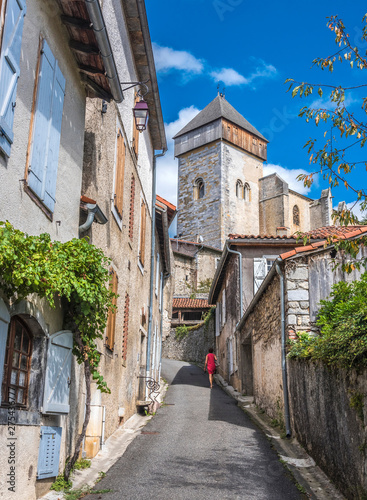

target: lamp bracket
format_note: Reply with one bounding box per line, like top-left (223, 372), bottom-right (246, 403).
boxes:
top-left (120, 80), bottom-right (149, 98)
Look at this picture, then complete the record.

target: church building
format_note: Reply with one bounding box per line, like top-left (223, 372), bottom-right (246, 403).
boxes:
top-left (173, 94), bottom-right (333, 250)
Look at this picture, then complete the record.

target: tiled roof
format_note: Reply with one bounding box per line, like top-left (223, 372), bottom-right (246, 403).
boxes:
top-left (229, 225), bottom-right (367, 241)
top-left (280, 226), bottom-right (367, 260)
top-left (173, 95), bottom-right (267, 141)
top-left (172, 298), bottom-right (211, 309)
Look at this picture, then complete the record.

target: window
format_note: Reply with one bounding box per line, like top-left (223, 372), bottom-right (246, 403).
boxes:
top-left (236, 180), bottom-right (243, 199)
top-left (0, 0), bottom-right (26, 157)
top-left (244, 183), bottom-right (251, 201)
top-left (293, 205), bottom-right (300, 226)
top-left (194, 178), bottom-right (205, 200)
top-left (113, 129), bottom-right (126, 219)
top-left (132, 92), bottom-right (139, 158)
top-left (1, 317), bottom-right (32, 406)
top-left (139, 199), bottom-right (147, 267)
top-left (129, 174), bottom-right (135, 239)
top-left (106, 268), bottom-right (118, 350)
top-left (26, 40), bottom-right (66, 215)
top-left (159, 271), bottom-right (163, 312)
top-left (215, 257), bottom-right (220, 269)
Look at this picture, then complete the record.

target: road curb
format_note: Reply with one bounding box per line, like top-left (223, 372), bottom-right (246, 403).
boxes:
top-left (214, 374), bottom-right (345, 500)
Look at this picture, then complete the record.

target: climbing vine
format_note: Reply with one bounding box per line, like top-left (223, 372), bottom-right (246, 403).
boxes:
top-left (0, 221), bottom-right (116, 479)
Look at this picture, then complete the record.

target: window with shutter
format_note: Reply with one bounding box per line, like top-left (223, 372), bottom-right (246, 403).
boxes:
top-left (122, 293), bottom-right (129, 361)
top-left (114, 129), bottom-right (125, 219)
top-left (42, 331), bottom-right (73, 414)
top-left (106, 269), bottom-right (118, 351)
top-left (26, 39), bottom-right (65, 214)
top-left (215, 302), bottom-right (220, 336)
top-left (253, 257), bottom-right (267, 294)
top-left (0, 0), bottom-right (26, 157)
top-left (155, 253), bottom-right (159, 296)
top-left (37, 426), bottom-right (62, 479)
top-left (139, 200), bottom-right (146, 267)
top-left (1, 316), bottom-right (32, 406)
top-left (222, 289), bottom-right (226, 326)
top-left (159, 271), bottom-right (163, 312)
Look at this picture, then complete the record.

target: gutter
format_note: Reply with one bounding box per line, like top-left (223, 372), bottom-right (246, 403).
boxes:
top-left (146, 149), bottom-right (167, 379)
top-left (85, 0), bottom-right (124, 103)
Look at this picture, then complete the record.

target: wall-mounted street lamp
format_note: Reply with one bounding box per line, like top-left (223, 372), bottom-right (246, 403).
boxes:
top-left (121, 81), bottom-right (149, 132)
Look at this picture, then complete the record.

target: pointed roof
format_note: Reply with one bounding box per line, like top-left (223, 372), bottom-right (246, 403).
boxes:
top-left (173, 95), bottom-right (268, 142)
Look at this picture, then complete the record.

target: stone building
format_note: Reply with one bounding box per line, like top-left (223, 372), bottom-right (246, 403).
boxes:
top-left (173, 93), bottom-right (333, 250)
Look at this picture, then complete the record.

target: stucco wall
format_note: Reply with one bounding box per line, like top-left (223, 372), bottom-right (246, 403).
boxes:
top-left (239, 275), bottom-right (283, 420)
top-left (0, 0), bottom-right (85, 242)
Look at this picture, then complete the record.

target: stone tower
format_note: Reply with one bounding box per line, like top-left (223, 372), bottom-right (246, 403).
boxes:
top-left (173, 94), bottom-right (268, 250)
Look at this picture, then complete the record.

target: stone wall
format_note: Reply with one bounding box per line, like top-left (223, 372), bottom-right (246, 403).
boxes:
top-left (288, 360), bottom-right (367, 499)
top-left (162, 316), bottom-right (215, 366)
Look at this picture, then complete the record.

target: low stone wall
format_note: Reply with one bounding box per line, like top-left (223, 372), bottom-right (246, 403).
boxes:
top-left (288, 359), bottom-right (367, 499)
top-left (162, 317), bottom-right (215, 365)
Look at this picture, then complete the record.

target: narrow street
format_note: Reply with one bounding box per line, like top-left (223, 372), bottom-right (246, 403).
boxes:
top-left (85, 359), bottom-right (303, 499)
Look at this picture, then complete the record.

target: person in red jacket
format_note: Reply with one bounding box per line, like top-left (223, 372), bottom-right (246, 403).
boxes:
top-left (204, 347), bottom-right (217, 389)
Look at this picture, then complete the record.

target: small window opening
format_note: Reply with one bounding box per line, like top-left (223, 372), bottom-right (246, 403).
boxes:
top-left (293, 205), bottom-right (300, 226)
top-left (236, 180), bottom-right (244, 199)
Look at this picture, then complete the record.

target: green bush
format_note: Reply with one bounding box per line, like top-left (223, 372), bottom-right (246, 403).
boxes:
top-left (288, 272), bottom-right (367, 369)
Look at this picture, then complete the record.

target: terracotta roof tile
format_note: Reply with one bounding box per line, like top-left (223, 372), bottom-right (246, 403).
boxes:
top-left (229, 225), bottom-right (367, 241)
top-left (279, 226), bottom-right (367, 261)
top-left (172, 298), bottom-right (211, 309)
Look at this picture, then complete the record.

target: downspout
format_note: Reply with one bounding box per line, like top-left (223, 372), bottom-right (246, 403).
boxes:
top-left (275, 261), bottom-right (291, 438)
top-left (79, 204), bottom-right (98, 235)
top-left (226, 244), bottom-right (243, 321)
top-left (146, 149), bottom-right (167, 381)
top-left (85, 0), bottom-right (123, 103)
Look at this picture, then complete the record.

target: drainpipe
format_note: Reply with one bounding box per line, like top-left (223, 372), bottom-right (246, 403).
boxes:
top-left (146, 149), bottom-right (167, 381)
top-left (226, 243), bottom-right (243, 321)
top-left (79, 203), bottom-right (108, 236)
top-left (275, 261), bottom-right (291, 438)
top-left (85, 0), bottom-right (123, 103)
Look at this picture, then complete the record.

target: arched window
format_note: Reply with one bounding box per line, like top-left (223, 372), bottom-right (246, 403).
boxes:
top-left (2, 317), bottom-right (32, 406)
top-left (244, 183), bottom-right (251, 202)
top-left (293, 205), bottom-right (300, 226)
top-left (236, 180), bottom-right (243, 199)
top-left (194, 178), bottom-right (205, 200)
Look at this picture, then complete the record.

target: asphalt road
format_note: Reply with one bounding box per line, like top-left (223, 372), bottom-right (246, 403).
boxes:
top-left (85, 359), bottom-right (303, 499)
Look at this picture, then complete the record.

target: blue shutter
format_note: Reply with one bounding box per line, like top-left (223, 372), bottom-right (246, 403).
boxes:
top-left (43, 330), bottom-right (73, 414)
top-left (0, 298), bottom-right (10, 388)
top-left (28, 40), bottom-right (65, 212)
top-left (37, 426), bottom-right (62, 479)
top-left (0, 0), bottom-right (26, 156)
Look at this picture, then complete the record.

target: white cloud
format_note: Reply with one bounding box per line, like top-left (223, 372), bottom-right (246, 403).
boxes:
top-left (152, 43), bottom-right (204, 74)
top-left (263, 163), bottom-right (318, 196)
top-left (309, 94), bottom-right (358, 111)
top-left (211, 60), bottom-right (277, 87)
top-left (347, 201), bottom-right (365, 221)
top-left (210, 68), bottom-right (248, 86)
top-left (156, 106), bottom-right (201, 209)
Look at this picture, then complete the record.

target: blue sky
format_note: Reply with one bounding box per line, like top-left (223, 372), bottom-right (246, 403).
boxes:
top-left (146, 0), bottom-right (367, 223)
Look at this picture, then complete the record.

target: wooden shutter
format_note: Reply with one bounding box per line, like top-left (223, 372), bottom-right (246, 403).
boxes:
top-left (122, 293), bottom-right (129, 360)
top-left (106, 269), bottom-right (118, 350)
top-left (215, 303), bottom-right (220, 336)
top-left (139, 200), bottom-right (146, 266)
top-left (43, 331), bottom-right (73, 414)
top-left (254, 257), bottom-right (267, 294)
top-left (114, 130), bottom-right (125, 218)
top-left (0, 0), bottom-right (26, 156)
top-left (37, 426), bottom-right (62, 479)
top-left (128, 174), bottom-right (135, 239)
top-left (132, 92), bottom-right (139, 157)
top-left (0, 298), bottom-right (10, 394)
top-left (27, 40), bottom-right (65, 212)
top-left (155, 253), bottom-right (159, 296)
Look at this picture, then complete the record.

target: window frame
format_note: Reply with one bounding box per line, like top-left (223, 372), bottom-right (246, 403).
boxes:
top-left (106, 268), bottom-right (118, 351)
top-left (194, 177), bottom-right (205, 200)
top-left (1, 316), bottom-right (32, 408)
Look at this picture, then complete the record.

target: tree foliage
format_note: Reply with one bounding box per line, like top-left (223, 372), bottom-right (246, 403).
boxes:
top-left (288, 272), bottom-right (367, 368)
top-left (286, 14), bottom-right (367, 217)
